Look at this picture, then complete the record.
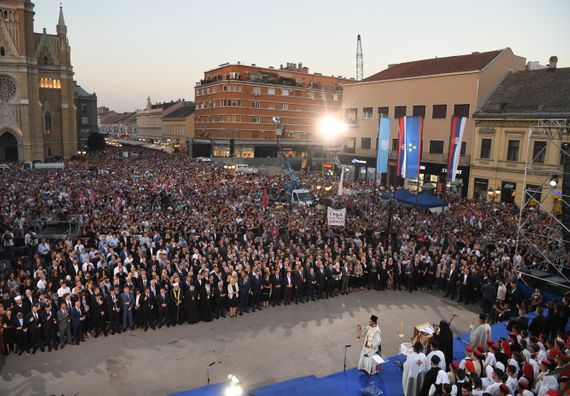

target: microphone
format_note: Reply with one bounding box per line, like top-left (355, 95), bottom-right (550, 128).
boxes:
top-left (208, 361), bottom-right (218, 367)
top-left (345, 344), bottom-right (352, 348)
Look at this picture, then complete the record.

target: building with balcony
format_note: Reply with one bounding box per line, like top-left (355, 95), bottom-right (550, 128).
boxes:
top-left (341, 48), bottom-right (525, 195)
top-left (471, 60), bottom-right (570, 209)
top-left (193, 62), bottom-right (351, 162)
top-left (74, 83), bottom-right (97, 149)
top-left (161, 102), bottom-right (195, 152)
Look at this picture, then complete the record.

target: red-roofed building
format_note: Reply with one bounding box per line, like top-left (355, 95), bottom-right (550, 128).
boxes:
top-left (341, 48), bottom-right (525, 196)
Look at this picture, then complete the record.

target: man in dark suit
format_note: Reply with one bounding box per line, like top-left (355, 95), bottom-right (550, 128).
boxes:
top-left (25, 304), bottom-right (43, 353)
top-left (142, 288), bottom-right (156, 331)
top-left (306, 267), bottom-right (317, 301)
top-left (70, 300), bottom-right (85, 345)
top-left (212, 281), bottom-right (226, 319)
top-left (92, 294), bottom-right (108, 337)
top-left (444, 261), bottom-right (458, 299)
top-left (13, 311), bottom-right (28, 354)
top-left (293, 265), bottom-right (305, 304)
top-left (40, 304), bottom-right (58, 351)
top-left (284, 270), bottom-right (294, 305)
top-left (250, 270), bottom-right (262, 312)
top-left (121, 286), bottom-right (135, 330)
top-left (106, 288), bottom-right (121, 334)
top-left (156, 285), bottom-right (171, 328)
top-left (238, 274), bottom-right (252, 315)
top-left (271, 269), bottom-right (282, 306)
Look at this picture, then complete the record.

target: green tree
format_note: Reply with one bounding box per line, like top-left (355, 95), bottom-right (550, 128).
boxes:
top-left (87, 132), bottom-right (106, 151)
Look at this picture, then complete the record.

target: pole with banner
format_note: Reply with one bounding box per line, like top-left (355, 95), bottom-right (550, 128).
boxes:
top-left (376, 116), bottom-right (391, 187)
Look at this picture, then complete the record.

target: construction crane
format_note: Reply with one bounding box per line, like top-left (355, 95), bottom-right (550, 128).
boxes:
top-left (356, 34), bottom-right (363, 81)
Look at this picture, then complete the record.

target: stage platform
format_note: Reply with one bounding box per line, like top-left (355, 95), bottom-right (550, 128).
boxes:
top-left (172, 312), bottom-right (554, 396)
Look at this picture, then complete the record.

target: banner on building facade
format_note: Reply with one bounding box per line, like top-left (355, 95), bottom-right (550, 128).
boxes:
top-left (447, 115), bottom-right (467, 182)
top-left (376, 117), bottom-right (391, 174)
top-left (397, 116), bottom-right (423, 179)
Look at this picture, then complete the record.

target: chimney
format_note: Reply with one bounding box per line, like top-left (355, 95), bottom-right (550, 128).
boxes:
top-left (548, 56), bottom-right (558, 70)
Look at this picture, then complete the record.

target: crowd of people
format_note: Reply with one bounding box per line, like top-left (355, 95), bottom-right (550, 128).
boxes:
top-left (0, 146), bottom-right (568, 394)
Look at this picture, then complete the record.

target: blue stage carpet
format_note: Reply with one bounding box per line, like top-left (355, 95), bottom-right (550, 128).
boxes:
top-left (172, 315), bottom-right (550, 396)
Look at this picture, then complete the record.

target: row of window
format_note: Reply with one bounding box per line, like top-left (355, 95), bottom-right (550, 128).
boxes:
top-left (347, 137), bottom-right (468, 155)
top-left (346, 104), bottom-right (470, 122)
top-left (39, 78), bottom-right (62, 89)
top-left (480, 139), bottom-right (552, 163)
top-left (197, 98), bottom-right (329, 112)
top-left (196, 85), bottom-right (339, 101)
top-left (196, 114), bottom-right (312, 127)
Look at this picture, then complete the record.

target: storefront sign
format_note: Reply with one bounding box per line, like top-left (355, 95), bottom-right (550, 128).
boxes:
top-left (351, 159), bottom-right (367, 164)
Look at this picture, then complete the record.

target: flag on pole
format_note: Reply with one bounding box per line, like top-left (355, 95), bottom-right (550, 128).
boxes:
top-left (78, 191), bottom-right (85, 205)
top-left (262, 188), bottom-right (268, 211)
top-left (447, 116), bottom-right (466, 182)
top-left (337, 166), bottom-right (344, 196)
top-left (376, 117), bottom-right (391, 174)
top-left (398, 116), bottom-right (423, 179)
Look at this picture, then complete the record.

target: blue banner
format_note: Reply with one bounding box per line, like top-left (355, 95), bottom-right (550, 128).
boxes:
top-left (402, 116), bottom-right (423, 179)
top-left (376, 117), bottom-right (391, 174)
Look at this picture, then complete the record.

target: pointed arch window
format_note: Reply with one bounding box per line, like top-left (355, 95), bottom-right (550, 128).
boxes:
top-left (43, 56), bottom-right (49, 65)
top-left (44, 111), bottom-right (52, 134)
top-left (0, 47), bottom-right (5, 57)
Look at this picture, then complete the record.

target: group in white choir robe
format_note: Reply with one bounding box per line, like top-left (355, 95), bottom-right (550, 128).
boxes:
top-left (402, 342), bottom-right (426, 396)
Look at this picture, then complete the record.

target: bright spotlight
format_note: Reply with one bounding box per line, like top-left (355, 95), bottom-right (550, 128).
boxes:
top-left (317, 115), bottom-right (348, 141)
top-left (549, 174), bottom-right (559, 187)
top-left (224, 375), bottom-right (244, 396)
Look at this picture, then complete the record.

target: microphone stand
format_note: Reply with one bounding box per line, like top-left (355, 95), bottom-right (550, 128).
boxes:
top-left (207, 361), bottom-right (219, 385)
top-left (343, 345), bottom-right (351, 371)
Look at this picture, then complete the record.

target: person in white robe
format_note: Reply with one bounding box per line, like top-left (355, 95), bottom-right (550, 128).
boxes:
top-left (423, 339), bottom-right (446, 372)
top-left (470, 314), bottom-right (492, 349)
top-left (403, 341), bottom-right (426, 396)
top-left (357, 314), bottom-right (382, 374)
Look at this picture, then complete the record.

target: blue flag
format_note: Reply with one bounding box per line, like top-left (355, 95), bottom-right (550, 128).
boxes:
top-left (401, 116), bottom-right (423, 179)
top-left (376, 117), bottom-right (391, 174)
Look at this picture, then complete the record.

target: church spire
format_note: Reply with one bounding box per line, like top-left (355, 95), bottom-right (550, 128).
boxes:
top-left (57, 4), bottom-right (67, 36)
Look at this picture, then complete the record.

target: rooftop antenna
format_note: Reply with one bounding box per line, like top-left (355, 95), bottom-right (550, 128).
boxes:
top-left (356, 34), bottom-right (363, 81)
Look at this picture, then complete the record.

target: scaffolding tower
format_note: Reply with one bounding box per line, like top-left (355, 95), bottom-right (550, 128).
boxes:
top-left (516, 119), bottom-right (570, 285)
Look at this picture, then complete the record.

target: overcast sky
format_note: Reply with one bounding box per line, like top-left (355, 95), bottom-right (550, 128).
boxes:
top-left (34, 0), bottom-right (570, 112)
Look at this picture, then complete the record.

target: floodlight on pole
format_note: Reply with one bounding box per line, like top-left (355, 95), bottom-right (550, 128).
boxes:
top-left (224, 375), bottom-right (244, 396)
top-left (549, 174), bottom-right (559, 187)
top-left (317, 115), bottom-right (348, 141)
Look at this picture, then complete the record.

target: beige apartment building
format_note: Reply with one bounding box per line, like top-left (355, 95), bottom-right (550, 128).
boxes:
top-left (135, 98), bottom-right (186, 142)
top-left (341, 48), bottom-right (525, 195)
top-left (161, 103), bottom-right (196, 151)
top-left (471, 62), bottom-right (570, 211)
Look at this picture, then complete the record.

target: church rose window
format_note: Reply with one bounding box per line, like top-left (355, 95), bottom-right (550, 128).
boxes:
top-left (0, 75), bottom-right (17, 102)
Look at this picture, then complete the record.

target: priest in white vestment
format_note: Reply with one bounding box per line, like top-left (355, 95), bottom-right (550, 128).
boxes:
top-left (403, 341), bottom-right (426, 396)
top-left (470, 314), bottom-right (492, 349)
top-left (357, 314), bottom-right (382, 373)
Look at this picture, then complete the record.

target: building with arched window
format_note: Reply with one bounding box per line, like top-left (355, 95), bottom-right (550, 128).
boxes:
top-left (0, 2), bottom-right (76, 162)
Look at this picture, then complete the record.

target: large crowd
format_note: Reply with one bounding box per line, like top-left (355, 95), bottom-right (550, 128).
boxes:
top-left (0, 147), bottom-right (568, 394)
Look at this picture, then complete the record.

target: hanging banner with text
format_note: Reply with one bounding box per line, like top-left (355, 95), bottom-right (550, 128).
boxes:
top-left (327, 207), bottom-right (346, 226)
